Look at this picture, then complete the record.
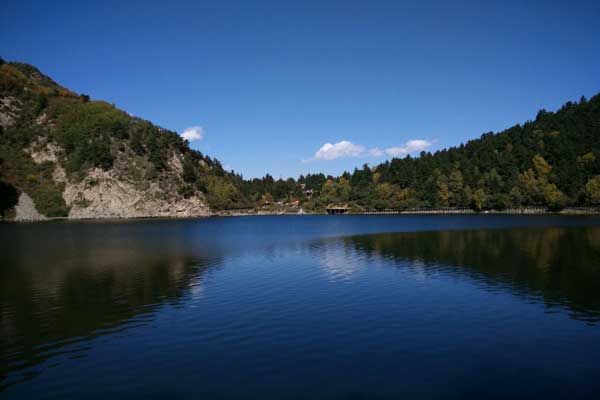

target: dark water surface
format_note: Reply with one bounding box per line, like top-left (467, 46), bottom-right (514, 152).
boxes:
top-left (2, 215), bottom-right (600, 399)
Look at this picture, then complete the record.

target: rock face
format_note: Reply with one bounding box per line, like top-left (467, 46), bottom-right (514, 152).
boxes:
top-left (14, 192), bottom-right (47, 221)
top-left (63, 168), bottom-right (210, 219)
top-left (22, 140), bottom-right (211, 220)
top-left (0, 96), bottom-right (19, 128)
top-left (25, 139), bottom-right (60, 164)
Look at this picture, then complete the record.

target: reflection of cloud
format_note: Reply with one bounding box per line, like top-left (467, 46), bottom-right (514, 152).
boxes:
top-left (408, 259), bottom-right (427, 279)
top-left (318, 245), bottom-right (364, 282)
top-left (189, 281), bottom-right (204, 300)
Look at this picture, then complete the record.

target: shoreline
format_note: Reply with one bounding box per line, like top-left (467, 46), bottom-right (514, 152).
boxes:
top-left (3, 206), bottom-right (600, 223)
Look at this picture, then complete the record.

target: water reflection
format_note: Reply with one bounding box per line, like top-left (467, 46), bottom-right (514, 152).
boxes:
top-left (2, 218), bottom-right (600, 398)
top-left (0, 222), bottom-right (222, 389)
top-left (342, 227), bottom-right (600, 323)
top-left (317, 245), bottom-right (366, 282)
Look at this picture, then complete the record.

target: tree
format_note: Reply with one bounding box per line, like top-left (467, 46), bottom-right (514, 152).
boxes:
top-left (577, 152), bottom-right (596, 167)
top-left (205, 178), bottom-right (239, 210)
top-left (519, 168), bottom-right (543, 204)
top-left (533, 154), bottom-right (551, 177)
top-left (585, 176), bottom-right (600, 204)
top-left (261, 192), bottom-right (274, 205)
top-left (518, 155), bottom-right (557, 206)
top-left (321, 179), bottom-right (337, 203)
top-left (448, 167), bottom-right (464, 206)
top-left (509, 187), bottom-right (522, 207)
top-left (544, 183), bottom-right (566, 211)
top-left (420, 176), bottom-right (437, 207)
top-left (337, 177), bottom-right (351, 201)
top-left (375, 183), bottom-right (395, 209)
top-left (435, 172), bottom-right (450, 207)
top-left (35, 93), bottom-right (48, 114)
top-left (182, 156), bottom-right (197, 183)
top-left (484, 169), bottom-right (503, 193)
top-left (470, 188), bottom-right (486, 211)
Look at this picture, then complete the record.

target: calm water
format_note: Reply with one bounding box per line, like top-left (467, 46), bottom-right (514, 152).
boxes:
top-left (2, 215), bottom-right (600, 399)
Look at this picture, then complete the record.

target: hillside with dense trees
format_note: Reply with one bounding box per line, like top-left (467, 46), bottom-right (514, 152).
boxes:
top-left (243, 93), bottom-right (600, 212)
top-left (1, 58), bottom-right (599, 218)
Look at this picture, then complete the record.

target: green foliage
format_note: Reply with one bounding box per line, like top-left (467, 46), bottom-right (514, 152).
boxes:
top-left (0, 138), bottom-right (69, 217)
top-left (544, 183), bottom-right (566, 211)
top-left (182, 155), bottom-right (197, 184)
top-left (435, 171), bottom-right (450, 207)
top-left (585, 176), bottom-right (600, 204)
top-left (470, 188), bottom-right (487, 212)
top-left (50, 101), bottom-right (130, 172)
top-left (205, 177), bottom-right (240, 210)
top-left (178, 184), bottom-right (196, 199)
top-left (448, 165), bottom-right (464, 206)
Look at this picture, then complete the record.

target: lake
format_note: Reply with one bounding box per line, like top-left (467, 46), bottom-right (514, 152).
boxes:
top-left (1, 215), bottom-right (600, 399)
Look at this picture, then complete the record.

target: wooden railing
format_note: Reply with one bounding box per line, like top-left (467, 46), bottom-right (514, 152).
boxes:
top-left (359, 206), bottom-right (600, 215)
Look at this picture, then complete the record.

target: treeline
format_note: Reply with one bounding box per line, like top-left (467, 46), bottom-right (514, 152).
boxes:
top-left (241, 93), bottom-right (600, 212)
top-left (2, 58), bottom-right (599, 215)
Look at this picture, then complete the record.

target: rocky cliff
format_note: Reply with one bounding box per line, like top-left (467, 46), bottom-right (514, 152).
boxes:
top-left (0, 60), bottom-right (241, 220)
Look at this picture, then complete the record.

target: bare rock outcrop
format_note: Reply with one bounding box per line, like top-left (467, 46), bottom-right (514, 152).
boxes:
top-left (25, 138), bottom-right (61, 164)
top-left (20, 140), bottom-right (211, 220)
top-left (14, 192), bottom-right (47, 221)
top-left (63, 168), bottom-right (210, 219)
top-left (0, 96), bottom-right (20, 128)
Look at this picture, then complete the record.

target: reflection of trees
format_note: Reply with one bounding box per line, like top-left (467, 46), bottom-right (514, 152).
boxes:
top-left (0, 223), bottom-right (222, 389)
top-left (344, 227), bottom-right (600, 323)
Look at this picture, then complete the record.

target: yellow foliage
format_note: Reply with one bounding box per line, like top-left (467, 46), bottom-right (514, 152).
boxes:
top-left (577, 152), bottom-right (596, 166)
top-left (585, 176), bottom-right (600, 204)
top-left (533, 154), bottom-right (551, 176)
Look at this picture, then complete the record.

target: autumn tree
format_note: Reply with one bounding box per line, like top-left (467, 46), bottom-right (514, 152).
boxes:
top-left (544, 183), bottom-right (566, 211)
top-left (585, 176), bottom-right (600, 204)
top-left (470, 188), bottom-right (487, 211)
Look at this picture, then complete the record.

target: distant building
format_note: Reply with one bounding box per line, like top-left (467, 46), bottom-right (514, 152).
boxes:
top-left (326, 204), bottom-right (349, 215)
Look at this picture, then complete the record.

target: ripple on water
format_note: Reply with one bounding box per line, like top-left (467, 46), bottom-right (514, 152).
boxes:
top-left (2, 217), bottom-right (600, 398)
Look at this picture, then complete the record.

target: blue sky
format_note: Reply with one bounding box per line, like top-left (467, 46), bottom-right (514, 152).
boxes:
top-left (2, 0), bottom-right (599, 178)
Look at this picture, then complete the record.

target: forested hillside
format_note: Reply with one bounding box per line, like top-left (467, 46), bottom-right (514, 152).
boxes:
top-left (1, 58), bottom-right (599, 218)
top-left (243, 93), bottom-right (600, 212)
top-left (0, 59), bottom-right (248, 218)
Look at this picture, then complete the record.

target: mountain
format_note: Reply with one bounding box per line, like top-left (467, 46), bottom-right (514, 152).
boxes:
top-left (241, 94), bottom-right (600, 212)
top-left (0, 59), bottom-right (246, 220)
top-left (1, 59), bottom-right (599, 220)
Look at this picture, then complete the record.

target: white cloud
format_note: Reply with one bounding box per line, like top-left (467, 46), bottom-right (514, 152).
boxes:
top-left (305, 139), bottom-right (432, 162)
top-left (404, 139), bottom-right (432, 153)
top-left (310, 140), bottom-right (365, 161)
top-left (180, 126), bottom-right (204, 142)
top-left (367, 147), bottom-right (385, 157)
top-left (384, 140), bottom-right (432, 157)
